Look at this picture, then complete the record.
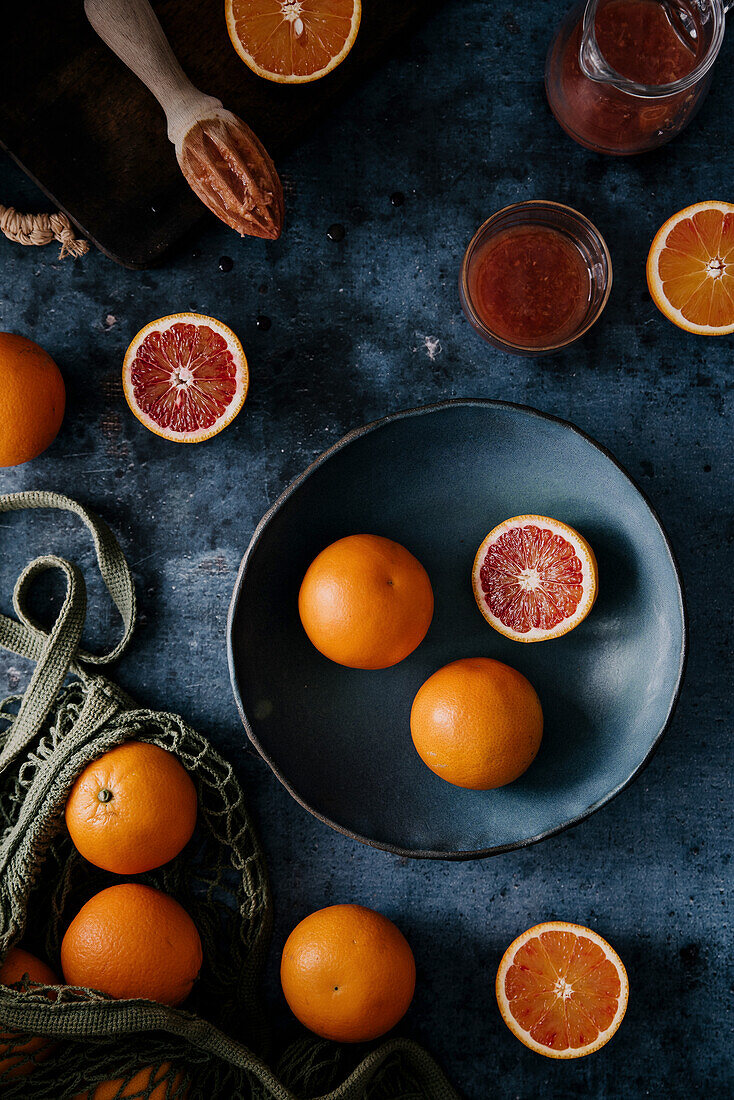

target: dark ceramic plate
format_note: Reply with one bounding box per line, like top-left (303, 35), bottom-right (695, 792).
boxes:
top-left (228, 401), bottom-right (686, 859)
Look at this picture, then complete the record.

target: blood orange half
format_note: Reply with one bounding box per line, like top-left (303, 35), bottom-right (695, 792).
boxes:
top-left (472, 515), bottom-right (597, 643)
top-left (496, 922), bottom-right (628, 1059)
top-left (123, 313), bottom-right (248, 443)
top-left (646, 201), bottom-right (734, 335)
top-left (226, 0), bottom-right (361, 84)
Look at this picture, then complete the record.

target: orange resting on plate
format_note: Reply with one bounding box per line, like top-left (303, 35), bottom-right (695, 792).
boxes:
top-left (496, 921), bottom-right (628, 1059)
top-left (472, 515), bottom-right (598, 642)
top-left (298, 534), bottom-right (434, 669)
top-left (646, 201), bottom-right (734, 335)
top-left (226, 0), bottom-right (361, 84)
top-left (410, 657), bottom-right (543, 790)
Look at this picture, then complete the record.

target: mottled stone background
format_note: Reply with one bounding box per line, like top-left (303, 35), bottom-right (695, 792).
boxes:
top-left (0, 1), bottom-right (731, 1095)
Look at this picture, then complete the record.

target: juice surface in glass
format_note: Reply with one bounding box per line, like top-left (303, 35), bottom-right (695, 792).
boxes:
top-left (546, 0), bottom-right (725, 154)
top-left (467, 227), bottom-right (592, 348)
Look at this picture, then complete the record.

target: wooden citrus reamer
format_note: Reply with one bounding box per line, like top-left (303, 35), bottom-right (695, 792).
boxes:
top-left (84, 0), bottom-right (284, 240)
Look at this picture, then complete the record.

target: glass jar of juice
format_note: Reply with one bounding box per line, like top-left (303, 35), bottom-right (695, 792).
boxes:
top-left (546, 0), bottom-right (729, 155)
top-left (459, 202), bottom-right (612, 356)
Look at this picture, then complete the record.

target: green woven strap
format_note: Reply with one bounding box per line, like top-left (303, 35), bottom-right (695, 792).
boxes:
top-left (0, 491), bottom-right (136, 774)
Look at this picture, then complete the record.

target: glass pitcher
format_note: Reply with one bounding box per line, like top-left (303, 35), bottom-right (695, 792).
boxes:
top-left (546, 0), bottom-right (730, 155)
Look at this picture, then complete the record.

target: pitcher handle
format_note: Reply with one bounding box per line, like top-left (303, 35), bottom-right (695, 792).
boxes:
top-left (578, 0), bottom-right (617, 82)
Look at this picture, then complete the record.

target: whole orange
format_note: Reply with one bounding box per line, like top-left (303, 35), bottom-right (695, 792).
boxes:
top-left (280, 904), bottom-right (416, 1043)
top-left (65, 741), bottom-right (197, 875)
top-left (60, 884), bottom-right (202, 1006)
top-left (298, 535), bottom-right (434, 669)
top-left (72, 1062), bottom-right (190, 1100)
top-left (410, 657), bottom-right (543, 789)
top-left (0, 947), bottom-right (58, 1081)
top-left (0, 333), bottom-right (65, 467)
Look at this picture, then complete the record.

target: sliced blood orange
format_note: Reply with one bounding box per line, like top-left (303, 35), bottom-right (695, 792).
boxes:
top-left (225, 0), bottom-right (361, 84)
top-left (472, 515), bottom-right (597, 643)
top-left (123, 313), bottom-right (248, 443)
top-left (647, 201), bottom-right (734, 335)
top-left (496, 922), bottom-right (628, 1059)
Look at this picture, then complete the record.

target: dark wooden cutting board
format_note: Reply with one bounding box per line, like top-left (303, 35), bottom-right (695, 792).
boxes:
top-left (0, 1), bottom-right (436, 267)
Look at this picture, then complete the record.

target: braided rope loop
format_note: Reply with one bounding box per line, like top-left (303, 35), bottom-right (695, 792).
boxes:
top-left (0, 204), bottom-right (88, 259)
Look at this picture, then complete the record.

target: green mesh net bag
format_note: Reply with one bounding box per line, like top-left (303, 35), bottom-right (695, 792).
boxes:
top-left (0, 491), bottom-right (459, 1100)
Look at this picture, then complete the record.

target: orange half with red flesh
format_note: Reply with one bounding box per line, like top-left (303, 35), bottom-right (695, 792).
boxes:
top-left (472, 515), bottom-right (598, 643)
top-left (123, 313), bottom-right (248, 443)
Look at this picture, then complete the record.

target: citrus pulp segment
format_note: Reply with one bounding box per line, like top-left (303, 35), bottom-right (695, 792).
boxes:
top-left (472, 515), bottom-right (597, 642)
top-left (226, 0), bottom-right (361, 84)
top-left (646, 201), bottom-right (734, 335)
top-left (122, 313), bottom-right (248, 442)
top-left (496, 921), bottom-right (628, 1058)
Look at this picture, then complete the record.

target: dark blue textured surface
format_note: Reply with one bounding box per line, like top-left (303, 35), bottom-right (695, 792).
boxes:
top-left (0, 0), bottom-right (732, 1095)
